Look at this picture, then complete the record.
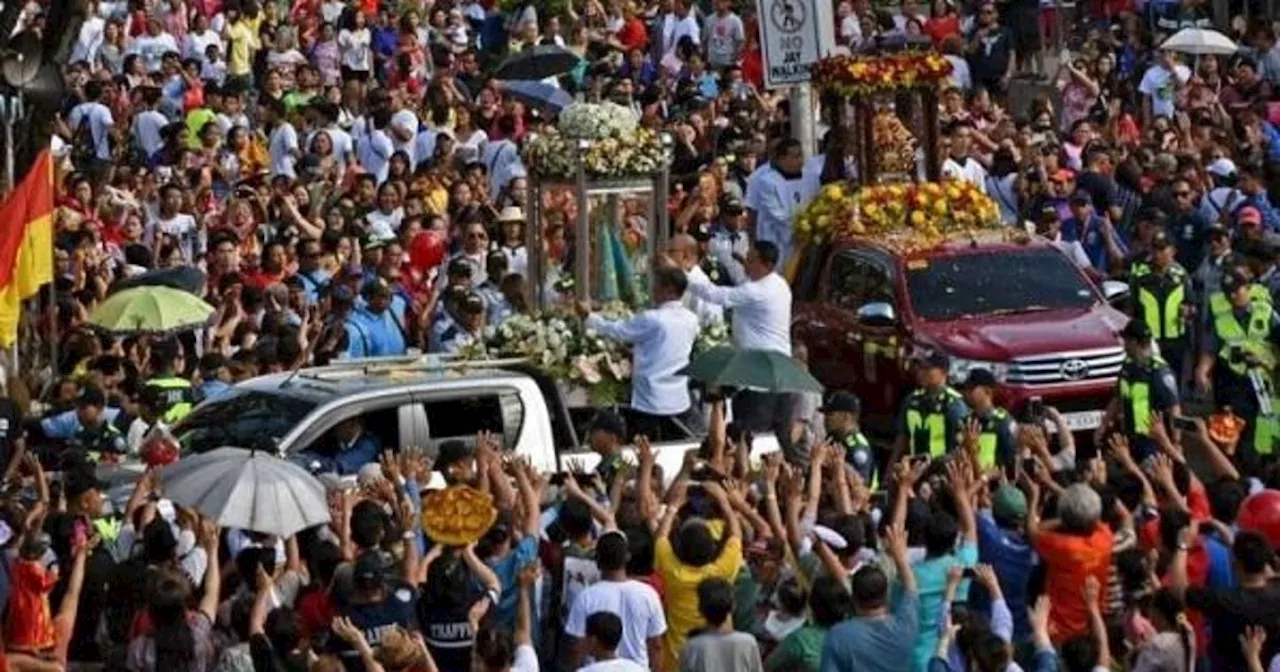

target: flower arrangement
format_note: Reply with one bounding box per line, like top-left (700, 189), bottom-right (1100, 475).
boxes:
top-left (810, 52), bottom-right (953, 95)
top-left (793, 181), bottom-right (1001, 248)
top-left (463, 306), bottom-right (730, 405)
top-left (523, 102), bottom-right (667, 180)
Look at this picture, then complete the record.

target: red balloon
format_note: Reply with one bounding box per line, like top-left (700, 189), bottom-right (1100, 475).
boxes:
top-left (1236, 489), bottom-right (1280, 549)
top-left (140, 434), bottom-right (181, 468)
top-left (409, 231), bottom-right (446, 272)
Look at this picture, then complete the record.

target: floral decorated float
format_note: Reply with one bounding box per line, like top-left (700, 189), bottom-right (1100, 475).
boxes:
top-left (521, 102), bottom-right (672, 313)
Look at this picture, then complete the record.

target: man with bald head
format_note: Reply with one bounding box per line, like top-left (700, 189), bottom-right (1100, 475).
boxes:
top-left (667, 234), bottom-right (724, 326)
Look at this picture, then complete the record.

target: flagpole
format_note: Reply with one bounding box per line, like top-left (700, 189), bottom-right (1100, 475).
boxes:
top-left (2, 94), bottom-right (16, 379)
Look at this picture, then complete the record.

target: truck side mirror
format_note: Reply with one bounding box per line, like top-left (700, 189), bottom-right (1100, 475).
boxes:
top-left (856, 302), bottom-right (897, 327)
top-left (1100, 280), bottom-right (1129, 308)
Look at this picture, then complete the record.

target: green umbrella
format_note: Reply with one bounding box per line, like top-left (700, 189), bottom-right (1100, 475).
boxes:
top-left (89, 286), bottom-right (215, 334)
top-left (683, 346), bottom-right (824, 394)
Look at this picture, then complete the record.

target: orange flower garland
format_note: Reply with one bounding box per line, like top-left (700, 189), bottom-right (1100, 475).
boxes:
top-left (810, 52), bottom-right (954, 95)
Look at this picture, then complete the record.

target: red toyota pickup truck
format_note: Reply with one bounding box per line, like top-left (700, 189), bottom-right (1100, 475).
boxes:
top-left (792, 233), bottom-right (1130, 437)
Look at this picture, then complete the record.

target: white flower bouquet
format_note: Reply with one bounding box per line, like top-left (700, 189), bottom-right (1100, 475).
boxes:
top-left (463, 305), bottom-right (731, 406)
top-left (523, 102), bottom-right (666, 180)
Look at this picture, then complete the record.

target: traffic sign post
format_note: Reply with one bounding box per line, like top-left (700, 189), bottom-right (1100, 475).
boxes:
top-left (756, 0), bottom-right (833, 156)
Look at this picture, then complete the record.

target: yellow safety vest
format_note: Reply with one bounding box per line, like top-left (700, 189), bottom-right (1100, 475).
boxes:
top-left (1132, 263), bottom-right (1187, 340)
top-left (1118, 356), bottom-right (1168, 437)
top-left (976, 407), bottom-right (1010, 469)
top-left (146, 377), bottom-right (195, 424)
top-left (905, 387), bottom-right (961, 457)
top-left (1208, 291), bottom-right (1277, 376)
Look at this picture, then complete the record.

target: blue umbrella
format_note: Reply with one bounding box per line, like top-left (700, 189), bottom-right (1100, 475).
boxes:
top-left (499, 80), bottom-right (575, 114)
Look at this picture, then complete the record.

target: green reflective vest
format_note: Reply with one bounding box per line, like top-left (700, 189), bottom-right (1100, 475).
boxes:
top-left (905, 387), bottom-right (962, 457)
top-left (146, 377), bottom-right (195, 423)
top-left (1208, 291), bottom-right (1277, 376)
top-left (1131, 262), bottom-right (1187, 340)
top-left (1118, 355), bottom-right (1169, 437)
top-left (976, 407), bottom-right (1010, 469)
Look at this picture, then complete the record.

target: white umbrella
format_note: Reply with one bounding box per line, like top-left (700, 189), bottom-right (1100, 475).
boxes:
top-left (158, 447), bottom-right (330, 538)
top-left (1161, 28), bottom-right (1239, 56)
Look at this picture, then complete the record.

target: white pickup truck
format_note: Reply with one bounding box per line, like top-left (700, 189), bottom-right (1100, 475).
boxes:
top-left (99, 356), bottom-right (781, 494)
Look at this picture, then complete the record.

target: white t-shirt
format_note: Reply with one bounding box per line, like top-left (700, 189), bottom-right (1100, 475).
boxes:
top-left (564, 580), bottom-right (667, 669)
top-left (514, 644), bottom-right (540, 672)
top-left (71, 16), bottom-right (106, 64)
top-left (185, 29), bottom-right (223, 62)
top-left (132, 109), bottom-right (169, 158)
top-left (147, 212), bottom-right (201, 262)
top-left (130, 32), bottom-right (180, 72)
top-left (1138, 63), bottom-right (1191, 119)
top-left (941, 156), bottom-right (990, 193)
top-left (338, 28), bottom-right (372, 71)
top-left (578, 660), bottom-right (647, 672)
top-left (268, 121), bottom-right (300, 179)
top-left (357, 127), bottom-right (394, 184)
top-left (67, 101), bottom-right (115, 160)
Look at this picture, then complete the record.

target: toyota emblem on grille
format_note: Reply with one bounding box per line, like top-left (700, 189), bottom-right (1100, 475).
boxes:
top-left (1060, 359), bottom-right (1089, 380)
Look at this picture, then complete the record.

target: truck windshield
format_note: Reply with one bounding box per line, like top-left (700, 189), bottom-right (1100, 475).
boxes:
top-left (175, 390), bottom-right (317, 454)
top-left (906, 248), bottom-right (1097, 321)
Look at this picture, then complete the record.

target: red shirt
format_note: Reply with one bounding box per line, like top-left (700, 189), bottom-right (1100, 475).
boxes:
top-left (617, 18), bottom-right (648, 52)
top-left (925, 15), bottom-right (959, 45)
top-left (296, 589), bottom-right (337, 638)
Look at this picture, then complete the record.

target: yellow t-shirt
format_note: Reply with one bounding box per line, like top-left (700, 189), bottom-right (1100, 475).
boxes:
top-left (226, 20), bottom-right (260, 76)
top-left (655, 534), bottom-right (744, 672)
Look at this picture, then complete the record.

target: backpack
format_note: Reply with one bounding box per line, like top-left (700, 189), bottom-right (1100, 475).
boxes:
top-left (70, 107), bottom-right (98, 168)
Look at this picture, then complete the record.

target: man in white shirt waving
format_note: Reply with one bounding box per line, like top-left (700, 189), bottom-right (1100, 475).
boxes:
top-left (578, 266), bottom-right (701, 440)
top-left (687, 241), bottom-right (793, 433)
top-left (746, 138), bottom-right (814, 266)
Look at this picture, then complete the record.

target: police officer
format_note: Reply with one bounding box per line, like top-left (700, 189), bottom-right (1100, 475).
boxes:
top-left (1130, 232), bottom-right (1192, 383)
top-left (69, 386), bottom-right (126, 462)
top-left (820, 391), bottom-right (874, 485)
top-left (892, 352), bottom-right (969, 464)
top-left (959, 368), bottom-right (1017, 474)
top-left (143, 340), bottom-right (195, 424)
top-left (1104, 319), bottom-right (1180, 461)
top-left (1197, 270), bottom-right (1280, 469)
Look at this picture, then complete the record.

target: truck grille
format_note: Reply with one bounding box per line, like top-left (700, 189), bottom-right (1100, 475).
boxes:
top-left (1006, 347), bottom-right (1126, 385)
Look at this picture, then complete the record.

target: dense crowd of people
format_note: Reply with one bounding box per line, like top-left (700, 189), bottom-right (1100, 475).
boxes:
top-left (10, 0), bottom-right (1280, 669)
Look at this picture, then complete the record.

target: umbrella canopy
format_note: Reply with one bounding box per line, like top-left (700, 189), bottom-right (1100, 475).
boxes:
top-left (498, 80), bottom-right (575, 114)
top-left (89, 285), bottom-right (214, 334)
top-left (683, 346), bottom-right (824, 394)
top-left (1161, 28), bottom-right (1238, 55)
top-left (158, 447), bottom-right (330, 538)
top-left (495, 44), bottom-right (581, 81)
top-left (114, 265), bottom-right (208, 294)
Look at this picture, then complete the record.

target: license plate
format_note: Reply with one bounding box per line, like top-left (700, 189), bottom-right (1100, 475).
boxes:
top-left (1046, 410), bottom-right (1103, 432)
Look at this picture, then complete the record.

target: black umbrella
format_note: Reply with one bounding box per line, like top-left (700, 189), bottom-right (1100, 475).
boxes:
top-left (499, 80), bottom-right (575, 114)
top-left (494, 44), bottom-right (581, 81)
top-left (114, 265), bottom-right (207, 295)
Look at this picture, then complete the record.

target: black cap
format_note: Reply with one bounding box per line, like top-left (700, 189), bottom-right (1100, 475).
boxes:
top-left (1120, 319), bottom-right (1152, 341)
top-left (819, 390), bottom-right (861, 414)
top-left (1069, 189), bottom-right (1093, 205)
top-left (915, 351), bottom-right (951, 371)
top-left (352, 551), bottom-right (385, 590)
top-left (1150, 232), bottom-right (1174, 249)
top-left (589, 410), bottom-right (627, 439)
top-left (77, 386), bottom-right (106, 408)
top-left (435, 439), bottom-right (476, 473)
top-left (1222, 270), bottom-right (1250, 294)
top-left (720, 194), bottom-right (745, 214)
top-left (362, 233), bottom-right (388, 250)
top-left (63, 468), bottom-right (107, 499)
top-left (459, 292), bottom-right (485, 315)
top-left (362, 278), bottom-right (392, 299)
top-left (1136, 207), bottom-right (1169, 227)
top-left (447, 258), bottom-right (473, 278)
top-left (1038, 204), bottom-right (1061, 222)
top-left (962, 368), bottom-right (999, 389)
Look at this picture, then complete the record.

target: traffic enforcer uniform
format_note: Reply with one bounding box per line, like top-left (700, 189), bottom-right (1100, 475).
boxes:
top-left (143, 375), bottom-right (196, 424)
top-left (1116, 354), bottom-right (1179, 460)
top-left (1131, 260), bottom-right (1190, 381)
top-left (1207, 286), bottom-right (1280, 464)
top-left (899, 386), bottom-right (970, 458)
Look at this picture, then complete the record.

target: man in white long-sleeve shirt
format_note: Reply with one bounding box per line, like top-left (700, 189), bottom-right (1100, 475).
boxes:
top-left (745, 139), bottom-right (814, 267)
top-left (667, 234), bottom-right (723, 326)
top-left (578, 267), bottom-right (701, 440)
top-left (687, 241), bottom-right (793, 433)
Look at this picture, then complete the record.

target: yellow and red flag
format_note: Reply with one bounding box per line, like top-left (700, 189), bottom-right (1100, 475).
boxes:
top-left (0, 150), bottom-right (54, 347)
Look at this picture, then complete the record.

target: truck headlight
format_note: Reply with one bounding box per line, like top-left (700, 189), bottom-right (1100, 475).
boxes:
top-left (948, 358), bottom-right (1009, 385)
